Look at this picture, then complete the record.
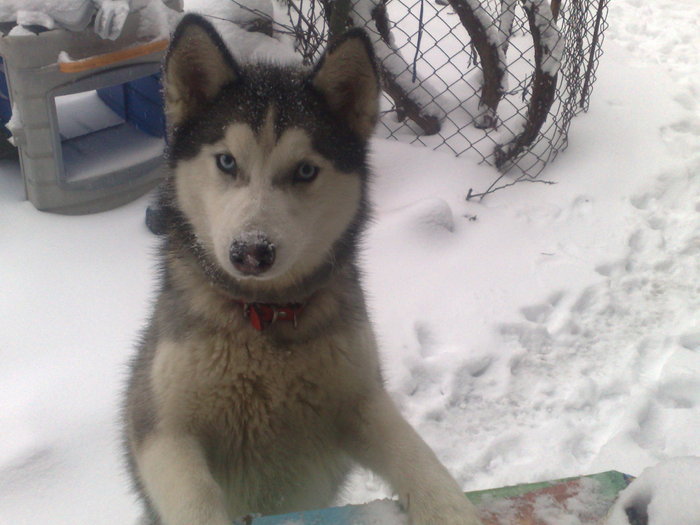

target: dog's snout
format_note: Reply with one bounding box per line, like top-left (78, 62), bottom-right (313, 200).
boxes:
top-left (229, 234), bottom-right (276, 276)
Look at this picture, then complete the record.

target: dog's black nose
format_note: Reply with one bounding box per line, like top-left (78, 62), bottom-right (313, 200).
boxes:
top-left (230, 235), bottom-right (276, 276)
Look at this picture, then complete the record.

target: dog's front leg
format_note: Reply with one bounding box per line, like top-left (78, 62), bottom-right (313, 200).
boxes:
top-left (136, 433), bottom-right (230, 525)
top-left (343, 390), bottom-right (483, 525)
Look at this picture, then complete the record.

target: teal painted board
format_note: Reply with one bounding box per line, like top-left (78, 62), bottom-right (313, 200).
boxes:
top-left (235, 500), bottom-right (405, 525)
top-left (243, 504), bottom-right (364, 524)
top-left (237, 471), bottom-right (633, 525)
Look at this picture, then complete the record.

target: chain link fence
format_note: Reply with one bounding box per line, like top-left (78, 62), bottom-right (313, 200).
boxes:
top-left (215, 0), bottom-right (609, 195)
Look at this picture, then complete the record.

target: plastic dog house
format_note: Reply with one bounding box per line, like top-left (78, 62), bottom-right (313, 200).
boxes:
top-left (0, 11), bottom-right (168, 214)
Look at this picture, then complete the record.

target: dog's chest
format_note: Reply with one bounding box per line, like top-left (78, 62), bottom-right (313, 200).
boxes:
top-left (159, 335), bottom-right (347, 447)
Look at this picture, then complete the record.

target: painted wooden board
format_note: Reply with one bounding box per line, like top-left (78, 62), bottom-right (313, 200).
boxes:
top-left (235, 471), bottom-right (633, 525)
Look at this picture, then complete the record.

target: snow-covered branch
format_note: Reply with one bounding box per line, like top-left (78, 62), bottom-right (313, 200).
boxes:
top-left (446, 0), bottom-right (506, 129)
top-left (494, 0), bottom-right (563, 171)
top-left (351, 0), bottom-right (445, 135)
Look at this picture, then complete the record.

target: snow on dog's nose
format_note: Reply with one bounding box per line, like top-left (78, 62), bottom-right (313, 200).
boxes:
top-left (229, 232), bottom-right (276, 276)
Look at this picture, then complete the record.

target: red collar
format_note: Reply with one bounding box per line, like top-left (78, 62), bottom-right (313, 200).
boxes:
top-left (234, 301), bottom-right (305, 331)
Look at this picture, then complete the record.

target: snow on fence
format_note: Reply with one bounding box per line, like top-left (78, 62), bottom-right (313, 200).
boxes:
top-left (229, 0), bottom-right (609, 195)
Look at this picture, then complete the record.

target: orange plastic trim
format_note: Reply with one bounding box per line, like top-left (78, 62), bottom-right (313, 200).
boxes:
top-left (58, 39), bottom-right (168, 73)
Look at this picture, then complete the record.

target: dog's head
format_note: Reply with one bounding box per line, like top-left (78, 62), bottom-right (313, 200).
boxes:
top-left (162, 14), bottom-right (379, 300)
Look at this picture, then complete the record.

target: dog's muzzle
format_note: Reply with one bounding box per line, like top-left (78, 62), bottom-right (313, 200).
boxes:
top-left (229, 233), bottom-right (276, 276)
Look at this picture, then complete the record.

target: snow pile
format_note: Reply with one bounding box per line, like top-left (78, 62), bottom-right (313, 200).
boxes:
top-left (0, 0), bottom-right (174, 39)
top-left (606, 457), bottom-right (700, 525)
top-left (0, 0), bottom-right (95, 31)
top-left (184, 0), bottom-right (299, 65)
top-left (135, 0), bottom-right (177, 41)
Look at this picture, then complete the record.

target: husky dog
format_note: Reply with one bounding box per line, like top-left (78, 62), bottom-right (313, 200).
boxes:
top-left (123, 14), bottom-right (483, 525)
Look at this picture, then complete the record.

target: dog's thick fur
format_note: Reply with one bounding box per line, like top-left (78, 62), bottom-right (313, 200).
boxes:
top-left (123, 14), bottom-right (482, 525)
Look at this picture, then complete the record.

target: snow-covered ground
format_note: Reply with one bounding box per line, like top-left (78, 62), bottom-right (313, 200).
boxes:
top-left (1, 0), bottom-right (699, 524)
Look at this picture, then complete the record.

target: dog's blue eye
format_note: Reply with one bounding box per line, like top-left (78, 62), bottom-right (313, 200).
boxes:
top-left (215, 154), bottom-right (237, 175)
top-left (294, 162), bottom-right (319, 183)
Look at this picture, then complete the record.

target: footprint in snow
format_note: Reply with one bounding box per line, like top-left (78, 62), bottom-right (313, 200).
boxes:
top-left (414, 321), bottom-right (436, 358)
top-left (571, 195), bottom-right (594, 220)
top-left (630, 192), bottom-right (652, 211)
top-left (520, 291), bottom-right (564, 324)
top-left (657, 378), bottom-right (700, 409)
top-left (679, 332), bottom-right (700, 352)
top-left (595, 261), bottom-right (624, 277)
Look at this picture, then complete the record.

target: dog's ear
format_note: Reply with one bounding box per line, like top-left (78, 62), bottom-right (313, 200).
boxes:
top-left (311, 29), bottom-right (380, 140)
top-left (164, 14), bottom-right (240, 126)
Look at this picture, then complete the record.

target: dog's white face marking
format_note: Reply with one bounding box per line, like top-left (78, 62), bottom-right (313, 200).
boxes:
top-left (175, 110), bottom-right (362, 290)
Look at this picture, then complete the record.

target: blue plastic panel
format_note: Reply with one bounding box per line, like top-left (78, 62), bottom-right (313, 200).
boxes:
top-left (97, 73), bottom-right (164, 138)
top-left (0, 57), bottom-right (12, 124)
